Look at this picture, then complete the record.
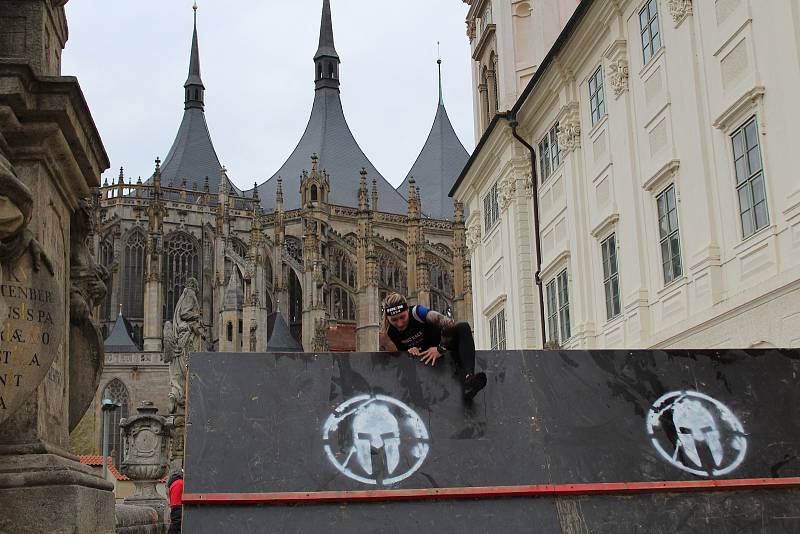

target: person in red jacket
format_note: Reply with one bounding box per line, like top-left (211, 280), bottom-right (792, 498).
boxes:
top-left (167, 470), bottom-right (184, 533)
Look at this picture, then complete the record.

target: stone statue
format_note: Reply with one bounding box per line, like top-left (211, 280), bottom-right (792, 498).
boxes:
top-left (163, 277), bottom-right (204, 415)
top-left (249, 318), bottom-right (258, 352)
top-left (68, 197), bottom-right (110, 430)
top-left (0, 153), bottom-right (52, 275)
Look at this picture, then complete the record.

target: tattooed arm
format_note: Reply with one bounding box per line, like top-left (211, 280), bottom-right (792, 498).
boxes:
top-left (421, 307), bottom-right (456, 348)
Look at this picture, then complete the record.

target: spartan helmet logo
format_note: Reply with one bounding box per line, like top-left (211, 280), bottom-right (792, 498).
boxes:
top-left (322, 394), bottom-right (430, 486)
top-left (352, 403), bottom-right (400, 475)
top-left (672, 398), bottom-right (724, 469)
top-left (647, 391), bottom-right (747, 477)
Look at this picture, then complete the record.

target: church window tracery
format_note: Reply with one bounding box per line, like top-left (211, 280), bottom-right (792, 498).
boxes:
top-left (378, 251), bottom-right (407, 294)
top-left (101, 378), bottom-right (129, 469)
top-left (163, 231), bottom-right (200, 321)
top-left (329, 246), bottom-right (356, 288)
top-left (122, 230), bottom-right (146, 319)
top-left (99, 235), bottom-right (114, 321)
top-left (285, 236), bottom-right (303, 263)
top-left (329, 285), bottom-right (356, 322)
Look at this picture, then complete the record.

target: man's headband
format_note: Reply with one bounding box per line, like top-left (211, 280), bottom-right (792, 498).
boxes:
top-left (384, 303), bottom-right (408, 316)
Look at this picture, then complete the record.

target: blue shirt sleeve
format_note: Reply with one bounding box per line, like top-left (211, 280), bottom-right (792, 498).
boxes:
top-left (411, 305), bottom-right (429, 323)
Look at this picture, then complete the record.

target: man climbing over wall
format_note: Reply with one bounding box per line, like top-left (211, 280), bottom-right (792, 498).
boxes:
top-left (381, 292), bottom-right (487, 401)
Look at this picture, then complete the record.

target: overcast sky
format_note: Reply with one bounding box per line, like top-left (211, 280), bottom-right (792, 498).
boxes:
top-left (62, 1), bottom-right (475, 190)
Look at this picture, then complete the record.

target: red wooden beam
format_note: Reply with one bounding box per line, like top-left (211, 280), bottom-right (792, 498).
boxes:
top-left (183, 477), bottom-right (800, 506)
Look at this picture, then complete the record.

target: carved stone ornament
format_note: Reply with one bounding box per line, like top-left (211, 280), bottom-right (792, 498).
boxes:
top-left (465, 219), bottom-right (482, 251)
top-left (120, 401), bottom-right (170, 483)
top-left (0, 155), bottom-right (65, 424)
top-left (498, 177), bottom-right (517, 211)
top-left (557, 121), bottom-right (582, 154)
top-left (607, 58), bottom-right (629, 97)
top-left (120, 401), bottom-right (170, 510)
top-left (667, 0), bottom-right (692, 25)
top-left (311, 317), bottom-right (329, 352)
top-left (162, 276), bottom-right (204, 416)
top-left (69, 198), bottom-right (109, 430)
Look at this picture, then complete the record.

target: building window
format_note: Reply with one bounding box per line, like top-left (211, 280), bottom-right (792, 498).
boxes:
top-left (99, 237), bottom-right (114, 321)
top-left (122, 230), bottom-right (146, 319)
top-left (163, 232), bottom-right (200, 321)
top-left (732, 117), bottom-right (769, 238)
top-left (546, 269), bottom-right (571, 343)
top-left (329, 286), bottom-right (356, 322)
top-left (226, 322), bottom-right (233, 342)
top-left (101, 379), bottom-right (129, 469)
top-left (483, 182), bottom-right (500, 231)
top-left (657, 185), bottom-right (683, 284)
top-left (601, 233), bottom-right (621, 320)
top-left (538, 123), bottom-right (562, 182)
top-left (489, 309), bottom-right (506, 350)
top-left (588, 66), bottom-right (606, 126)
top-left (481, 3), bottom-right (493, 33)
top-left (491, 56), bottom-right (499, 113)
top-left (639, 0), bottom-right (662, 64)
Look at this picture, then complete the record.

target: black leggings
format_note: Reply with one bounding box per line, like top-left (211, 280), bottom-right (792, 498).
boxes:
top-left (447, 322), bottom-right (476, 377)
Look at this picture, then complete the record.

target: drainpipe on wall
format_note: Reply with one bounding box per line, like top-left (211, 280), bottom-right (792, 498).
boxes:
top-left (508, 116), bottom-right (548, 349)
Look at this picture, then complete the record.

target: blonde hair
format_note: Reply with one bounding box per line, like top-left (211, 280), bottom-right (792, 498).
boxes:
top-left (381, 292), bottom-right (408, 332)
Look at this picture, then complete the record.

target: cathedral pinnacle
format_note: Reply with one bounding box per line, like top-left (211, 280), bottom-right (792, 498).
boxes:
top-left (184, 3), bottom-right (205, 110)
top-left (437, 42), bottom-right (444, 106)
top-left (314, 0), bottom-right (341, 91)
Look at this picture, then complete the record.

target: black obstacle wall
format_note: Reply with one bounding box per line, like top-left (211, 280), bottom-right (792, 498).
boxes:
top-left (182, 349), bottom-right (800, 532)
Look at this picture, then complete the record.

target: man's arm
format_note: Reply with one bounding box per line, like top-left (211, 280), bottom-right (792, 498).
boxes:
top-left (424, 309), bottom-right (457, 347)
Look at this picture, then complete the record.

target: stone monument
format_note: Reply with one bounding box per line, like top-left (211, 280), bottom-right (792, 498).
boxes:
top-left (0, 1), bottom-right (116, 531)
top-left (163, 277), bottom-right (205, 471)
top-left (120, 400), bottom-right (170, 522)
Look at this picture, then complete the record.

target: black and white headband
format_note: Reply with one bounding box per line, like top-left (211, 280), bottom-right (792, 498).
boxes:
top-left (384, 303), bottom-right (408, 316)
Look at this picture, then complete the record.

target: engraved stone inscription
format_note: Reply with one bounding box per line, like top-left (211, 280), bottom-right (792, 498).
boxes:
top-left (0, 257), bottom-right (65, 423)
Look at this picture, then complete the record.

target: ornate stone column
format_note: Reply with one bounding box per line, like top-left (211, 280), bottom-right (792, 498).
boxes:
top-left (0, 2), bottom-right (116, 530)
top-left (120, 401), bottom-right (170, 520)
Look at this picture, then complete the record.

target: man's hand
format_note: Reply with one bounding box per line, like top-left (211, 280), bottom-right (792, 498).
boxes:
top-left (407, 347), bottom-right (421, 357)
top-left (419, 347), bottom-right (442, 366)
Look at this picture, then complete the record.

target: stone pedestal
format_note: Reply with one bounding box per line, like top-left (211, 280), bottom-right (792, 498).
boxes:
top-left (0, 444), bottom-right (115, 534)
top-left (120, 401), bottom-right (170, 522)
top-left (0, 2), bottom-right (114, 531)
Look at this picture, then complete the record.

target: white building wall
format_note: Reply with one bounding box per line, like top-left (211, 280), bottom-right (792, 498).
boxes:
top-left (456, 0), bottom-right (800, 350)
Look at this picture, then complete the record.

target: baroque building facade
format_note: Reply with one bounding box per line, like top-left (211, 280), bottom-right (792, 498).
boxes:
top-left (452, 0), bottom-right (800, 351)
top-left (72, 1), bottom-right (473, 458)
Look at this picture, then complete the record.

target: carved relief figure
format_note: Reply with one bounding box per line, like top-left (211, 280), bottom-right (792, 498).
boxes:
top-left (0, 154), bottom-right (53, 275)
top-left (163, 277), bottom-right (204, 414)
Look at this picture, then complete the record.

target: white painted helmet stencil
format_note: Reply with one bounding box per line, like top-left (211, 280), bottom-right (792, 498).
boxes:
top-left (322, 394), bottom-right (430, 486)
top-left (647, 391), bottom-right (747, 477)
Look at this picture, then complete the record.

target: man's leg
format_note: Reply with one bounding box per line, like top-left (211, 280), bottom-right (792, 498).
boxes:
top-left (448, 322), bottom-right (476, 377)
top-left (448, 322), bottom-right (486, 400)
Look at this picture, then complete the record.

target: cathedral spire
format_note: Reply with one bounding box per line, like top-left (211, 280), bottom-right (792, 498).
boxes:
top-left (437, 42), bottom-right (444, 106)
top-left (314, 0), bottom-right (340, 91)
top-left (184, 3), bottom-right (205, 110)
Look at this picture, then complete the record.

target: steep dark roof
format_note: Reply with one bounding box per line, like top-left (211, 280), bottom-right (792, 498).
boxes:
top-left (398, 99), bottom-right (469, 221)
top-left (252, 0), bottom-right (408, 214)
top-left (267, 311), bottom-right (302, 352)
top-left (158, 108), bottom-right (224, 189)
top-left (104, 310), bottom-right (138, 353)
top-left (151, 6), bottom-right (233, 194)
top-left (254, 88), bottom-right (408, 213)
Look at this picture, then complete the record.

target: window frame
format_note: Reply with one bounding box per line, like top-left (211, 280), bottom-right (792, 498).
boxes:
top-left (731, 116), bottom-right (769, 239)
top-left (483, 181), bottom-right (500, 232)
top-left (639, 0), bottom-right (662, 65)
top-left (656, 184), bottom-right (683, 285)
top-left (538, 123), bottom-right (562, 183)
top-left (588, 65), bottom-right (606, 127)
top-left (601, 233), bottom-right (621, 320)
top-left (546, 269), bottom-right (571, 343)
top-left (489, 308), bottom-right (507, 350)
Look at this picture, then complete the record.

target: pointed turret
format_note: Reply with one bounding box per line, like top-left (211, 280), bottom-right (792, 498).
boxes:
top-left (398, 57), bottom-right (469, 220)
top-left (105, 305), bottom-right (139, 353)
top-left (185, 3), bottom-right (205, 110)
top-left (314, 0), bottom-right (340, 91)
top-left (154, 4), bottom-right (229, 195)
top-left (252, 0), bottom-right (408, 214)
